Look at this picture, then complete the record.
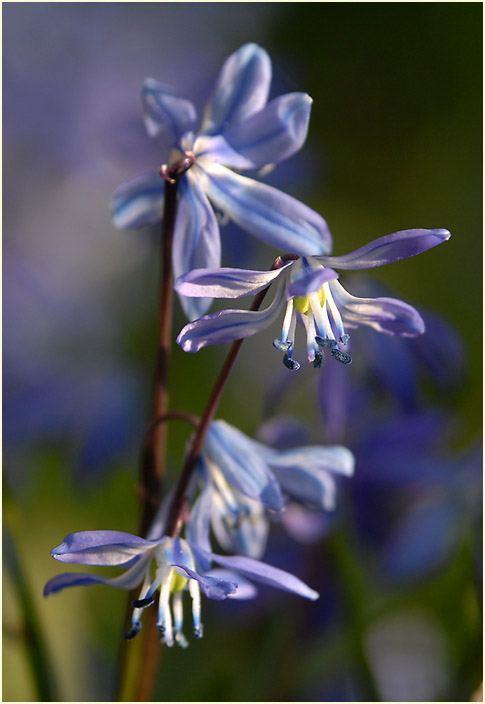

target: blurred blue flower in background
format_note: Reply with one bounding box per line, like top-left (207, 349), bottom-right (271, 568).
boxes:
top-left (259, 298), bottom-right (481, 583)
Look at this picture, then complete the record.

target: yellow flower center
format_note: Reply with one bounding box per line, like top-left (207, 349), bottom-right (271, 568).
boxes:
top-left (170, 570), bottom-right (188, 594)
top-left (293, 286), bottom-right (326, 315)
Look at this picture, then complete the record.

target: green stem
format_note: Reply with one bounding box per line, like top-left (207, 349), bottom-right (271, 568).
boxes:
top-left (4, 522), bottom-right (59, 701)
top-left (329, 530), bottom-right (381, 702)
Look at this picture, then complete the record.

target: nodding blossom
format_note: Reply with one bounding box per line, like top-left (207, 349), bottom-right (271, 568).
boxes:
top-left (111, 42), bottom-right (331, 320)
top-left (197, 420), bottom-right (355, 559)
top-left (44, 524), bottom-right (319, 649)
top-left (175, 228), bottom-right (451, 369)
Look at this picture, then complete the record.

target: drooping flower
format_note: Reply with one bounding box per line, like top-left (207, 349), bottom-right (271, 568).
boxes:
top-left (175, 228), bottom-right (451, 369)
top-left (195, 419), bottom-right (354, 558)
top-left (111, 43), bottom-right (331, 320)
top-left (44, 528), bottom-right (319, 648)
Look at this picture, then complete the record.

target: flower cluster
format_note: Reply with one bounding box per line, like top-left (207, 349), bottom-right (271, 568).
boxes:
top-left (112, 42), bottom-right (330, 320)
top-left (45, 419), bottom-right (354, 646)
top-left (45, 42), bottom-right (451, 652)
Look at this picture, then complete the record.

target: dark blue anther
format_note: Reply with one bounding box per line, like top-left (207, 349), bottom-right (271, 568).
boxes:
top-left (315, 336), bottom-right (337, 348)
top-left (331, 348), bottom-right (352, 365)
top-left (283, 354), bottom-right (300, 371)
top-left (194, 624), bottom-right (204, 638)
top-left (132, 595), bottom-right (155, 609)
top-left (313, 351), bottom-right (324, 368)
top-left (340, 334), bottom-right (350, 345)
top-left (124, 621), bottom-right (142, 640)
top-left (273, 339), bottom-right (292, 352)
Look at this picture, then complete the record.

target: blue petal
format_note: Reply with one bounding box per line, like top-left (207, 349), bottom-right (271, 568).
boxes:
top-left (176, 273), bottom-right (286, 352)
top-left (270, 464), bottom-right (337, 510)
top-left (200, 164), bottom-right (332, 255)
top-left (173, 173), bottom-right (221, 320)
top-left (186, 476), bottom-right (213, 554)
top-left (316, 229), bottom-right (451, 270)
top-left (269, 445), bottom-right (355, 477)
top-left (329, 280), bottom-right (425, 337)
top-left (287, 260), bottom-right (338, 298)
top-left (266, 444), bottom-right (355, 510)
top-left (174, 263), bottom-right (289, 299)
top-left (50, 530), bottom-right (164, 566)
top-left (200, 43), bottom-right (271, 136)
top-left (208, 551), bottom-right (319, 601)
top-left (204, 569), bottom-right (258, 599)
top-left (197, 93), bottom-right (313, 169)
top-left (142, 78), bottom-right (197, 149)
top-left (44, 551), bottom-right (152, 596)
top-left (205, 420), bottom-right (285, 511)
top-left (111, 171), bottom-right (164, 230)
top-left (173, 565), bottom-right (238, 600)
top-left (210, 490), bottom-right (269, 559)
top-left (163, 537), bottom-right (196, 571)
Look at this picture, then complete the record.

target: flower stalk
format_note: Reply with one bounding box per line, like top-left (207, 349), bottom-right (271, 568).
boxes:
top-left (119, 155), bottom-right (196, 702)
top-left (165, 254), bottom-right (296, 538)
top-left (139, 153), bottom-right (195, 537)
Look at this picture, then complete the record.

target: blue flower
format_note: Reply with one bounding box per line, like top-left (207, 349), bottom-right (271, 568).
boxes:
top-left (175, 228), bottom-right (451, 369)
top-left (44, 528), bottom-right (319, 648)
top-left (195, 420), bottom-right (354, 558)
top-left (111, 43), bottom-right (331, 320)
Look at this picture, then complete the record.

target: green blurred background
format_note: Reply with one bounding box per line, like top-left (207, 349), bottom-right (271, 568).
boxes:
top-left (3, 3), bottom-right (482, 701)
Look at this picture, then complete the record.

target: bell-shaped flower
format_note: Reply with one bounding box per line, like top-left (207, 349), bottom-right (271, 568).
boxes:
top-left (44, 527), bottom-right (319, 648)
top-left (111, 43), bottom-right (331, 320)
top-left (193, 420), bottom-right (354, 558)
top-left (175, 228), bottom-right (451, 369)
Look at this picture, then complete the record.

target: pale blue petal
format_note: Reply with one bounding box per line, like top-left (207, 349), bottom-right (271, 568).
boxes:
top-left (197, 93), bottom-right (312, 169)
top-left (329, 280), bottom-right (425, 337)
top-left (186, 475), bottom-right (213, 554)
top-left (208, 552), bottom-right (319, 601)
top-left (211, 501), bottom-right (269, 560)
top-left (265, 437), bottom-right (355, 509)
top-left (50, 531), bottom-right (164, 566)
top-left (174, 263), bottom-right (288, 299)
top-left (231, 509), bottom-right (269, 559)
top-left (287, 261), bottom-right (338, 298)
top-left (111, 171), bottom-right (164, 230)
top-left (173, 173), bottom-right (221, 320)
top-left (200, 164), bottom-right (332, 255)
top-left (270, 463), bottom-right (337, 510)
top-left (204, 569), bottom-right (258, 599)
top-left (174, 565), bottom-right (238, 600)
top-left (44, 551), bottom-right (152, 596)
top-left (316, 229), bottom-right (451, 270)
top-left (142, 78), bottom-right (197, 148)
top-left (163, 537), bottom-right (196, 571)
top-left (205, 420), bottom-right (284, 511)
top-left (200, 43), bottom-right (271, 136)
top-left (176, 273), bottom-right (286, 352)
top-left (269, 445), bottom-right (355, 477)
